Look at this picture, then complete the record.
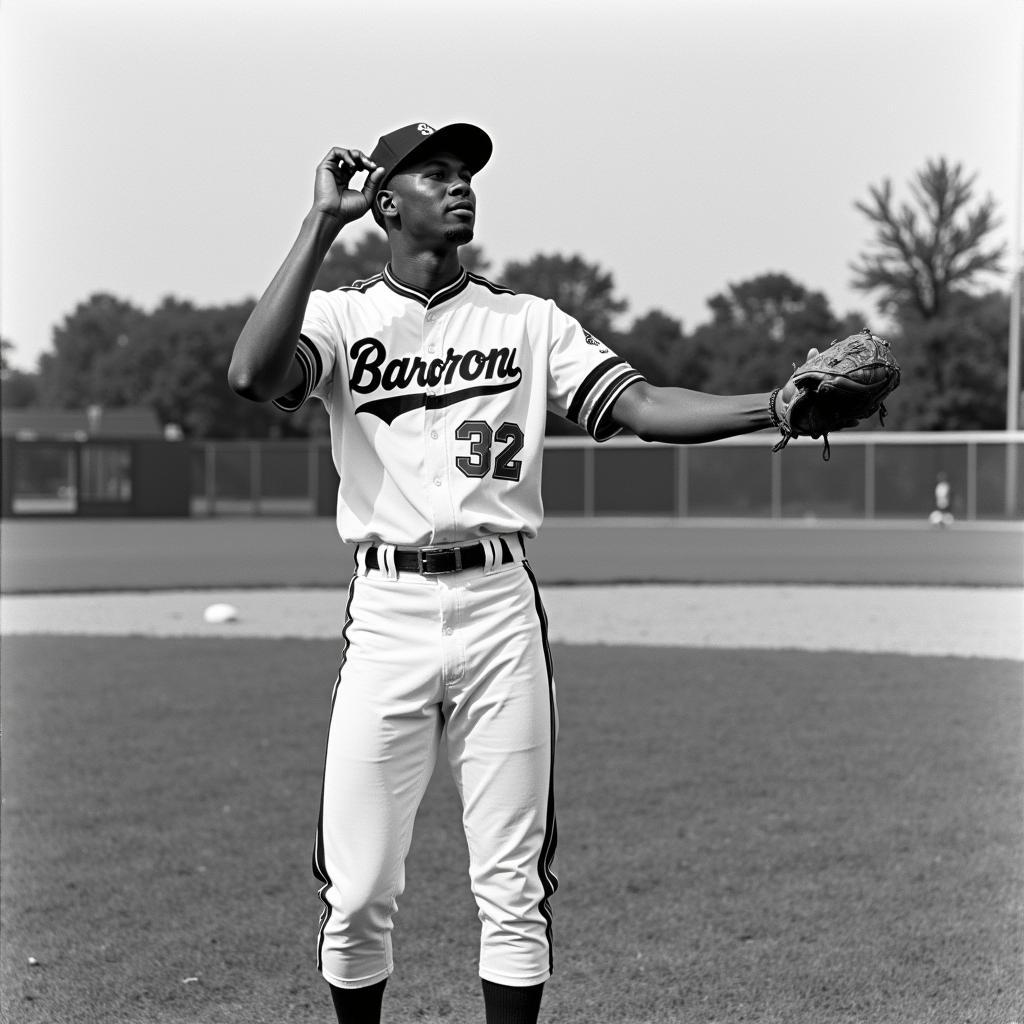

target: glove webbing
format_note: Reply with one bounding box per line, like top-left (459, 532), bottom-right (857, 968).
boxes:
top-left (772, 432), bottom-right (831, 461)
top-left (771, 401), bottom-right (890, 462)
top-left (769, 386), bottom-right (833, 460)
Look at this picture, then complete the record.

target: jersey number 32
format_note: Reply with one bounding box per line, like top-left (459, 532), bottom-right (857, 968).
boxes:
top-left (455, 420), bottom-right (524, 482)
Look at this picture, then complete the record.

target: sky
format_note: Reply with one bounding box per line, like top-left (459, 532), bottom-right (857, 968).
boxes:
top-left (1, 0), bottom-right (1021, 371)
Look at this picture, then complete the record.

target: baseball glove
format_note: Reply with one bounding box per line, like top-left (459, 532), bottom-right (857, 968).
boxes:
top-left (770, 328), bottom-right (901, 460)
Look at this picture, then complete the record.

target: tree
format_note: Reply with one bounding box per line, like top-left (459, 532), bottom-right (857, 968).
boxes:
top-left (138, 297), bottom-right (287, 438)
top-left (37, 294), bottom-right (148, 408)
top-left (31, 293), bottom-right (306, 438)
top-left (1, 337), bottom-right (40, 408)
top-left (500, 253), bottom-right (627, 336)
top-left (315, 232), bottom-right (489, 291)
top-left (689, 273), bottom-right (861, 395)
top-left (883, 290), bottom-right (1010, 430)
top-left (613, 310), bottom-right (686, 386)
top-left (705, 272), bottom-right (848, 342)
top-left (850, 157), bottom-right (1005, 319)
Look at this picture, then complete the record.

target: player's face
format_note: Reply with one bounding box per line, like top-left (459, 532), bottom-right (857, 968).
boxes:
top-left (386, 151), bottom-right (477, 247)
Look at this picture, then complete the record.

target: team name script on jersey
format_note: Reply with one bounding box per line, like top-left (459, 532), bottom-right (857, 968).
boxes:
top-left (349, 337), bottom-right (523, 425)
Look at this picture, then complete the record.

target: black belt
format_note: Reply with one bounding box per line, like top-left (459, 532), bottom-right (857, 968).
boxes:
top-left (365, 537), bottom-right (517, 576)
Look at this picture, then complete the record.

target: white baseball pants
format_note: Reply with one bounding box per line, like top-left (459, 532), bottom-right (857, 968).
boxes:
top-left (313, 537), bottom-right (558, 989)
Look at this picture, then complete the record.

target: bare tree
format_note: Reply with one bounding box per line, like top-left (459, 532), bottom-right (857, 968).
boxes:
top-left (850, 157), bottom-right (1005, 319)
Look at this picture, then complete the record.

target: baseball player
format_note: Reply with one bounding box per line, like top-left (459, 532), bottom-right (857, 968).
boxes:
top-left (930, 471), bottom-right (954, 526)
top-left (228, 121), bottom-right (803, 1024)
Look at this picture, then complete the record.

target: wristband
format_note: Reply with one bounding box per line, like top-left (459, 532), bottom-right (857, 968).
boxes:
top-left (768, 387), bottom-right (783, 429)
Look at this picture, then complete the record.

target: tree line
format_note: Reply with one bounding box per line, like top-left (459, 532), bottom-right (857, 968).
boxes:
top-left (1, 157), bottom-right (1011, 437)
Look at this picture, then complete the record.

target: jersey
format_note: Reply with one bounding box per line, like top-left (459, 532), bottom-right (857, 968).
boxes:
top-left (274, 264), bottom-right (645, 546)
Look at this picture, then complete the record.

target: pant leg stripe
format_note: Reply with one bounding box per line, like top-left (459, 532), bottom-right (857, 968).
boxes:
top-left (312, 568), bottom-right (359, 973)
top-left (523, 560), bottom-right (559, 977)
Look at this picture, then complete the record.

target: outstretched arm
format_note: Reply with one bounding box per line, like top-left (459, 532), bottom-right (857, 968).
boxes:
top-left (611, 346), bottom-right (822, 445)
top-left (228, 148), bottom-right (385, 403)
top-left (610, 380), bottom-right (775, 444)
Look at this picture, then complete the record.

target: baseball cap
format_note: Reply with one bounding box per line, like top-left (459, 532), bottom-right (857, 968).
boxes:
top-left (370, 121), bottom-right (492, 189)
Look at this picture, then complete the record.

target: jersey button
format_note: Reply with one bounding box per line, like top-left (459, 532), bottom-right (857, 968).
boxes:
top-left (430, 430), bottom-right (439, 440)
top-left (433, 478), bottom-right (442, 487)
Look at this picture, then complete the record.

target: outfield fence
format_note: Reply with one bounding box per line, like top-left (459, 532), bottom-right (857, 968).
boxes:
top-left (187, 431), bottom-right (1024, 521)
top-left (5, 432), bottom-right (1022, 520)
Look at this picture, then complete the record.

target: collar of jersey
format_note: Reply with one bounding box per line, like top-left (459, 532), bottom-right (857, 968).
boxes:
top-left (382, 264), bottom-right (470, 309)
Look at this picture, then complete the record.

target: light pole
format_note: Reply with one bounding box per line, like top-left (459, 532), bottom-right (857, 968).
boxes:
top-left (1005, 16), bottom-right (1023, 515)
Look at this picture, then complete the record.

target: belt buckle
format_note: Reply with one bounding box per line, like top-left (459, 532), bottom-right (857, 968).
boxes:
top-left (417, 544), bottom-right (463, 576)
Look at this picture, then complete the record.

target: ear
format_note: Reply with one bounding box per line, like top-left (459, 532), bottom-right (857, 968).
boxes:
top-left (376, 190), bottom-right (398, 221)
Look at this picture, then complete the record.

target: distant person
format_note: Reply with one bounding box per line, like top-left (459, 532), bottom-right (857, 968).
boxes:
top-left (227, 120), bottom-right (876, 1024)
top-left (930, 471), bottom-right (954, 527)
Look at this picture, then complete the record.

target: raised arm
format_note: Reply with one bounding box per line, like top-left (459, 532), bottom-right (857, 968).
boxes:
top-left (228, 148), bottom-right (385, 403)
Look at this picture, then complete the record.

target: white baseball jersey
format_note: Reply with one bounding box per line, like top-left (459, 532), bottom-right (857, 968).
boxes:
top-left (275, 264), bottom-right (644, 546)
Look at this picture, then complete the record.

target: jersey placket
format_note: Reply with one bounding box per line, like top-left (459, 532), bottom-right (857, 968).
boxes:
top-left (422, 302), bottom-right (457, 543)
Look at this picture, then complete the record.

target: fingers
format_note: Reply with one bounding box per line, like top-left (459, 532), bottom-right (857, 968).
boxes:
top-left (320, 147), bottom-right (380, 186)
top-left (361, 165), bottom-right (387, 205)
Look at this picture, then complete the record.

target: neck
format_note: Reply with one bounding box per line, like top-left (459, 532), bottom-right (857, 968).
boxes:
top-left (387, 241), bottom-right (463, 297)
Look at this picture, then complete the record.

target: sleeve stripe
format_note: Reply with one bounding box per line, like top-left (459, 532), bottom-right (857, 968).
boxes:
top-left (587, 370), bottom-right (645, 440)
top-left (272, 335), bottom-right (323, 412)
top-left (295, 343), bottom-right (315, 395)
top-left (567, 356), bottom-right (626, 425)
top-left (299, 334), bottom-right (324, 388)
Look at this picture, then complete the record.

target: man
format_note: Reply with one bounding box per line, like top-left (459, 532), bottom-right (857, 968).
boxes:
top-left (229, 121), bottom-right (807, 1024)
top-left (930, 470), bottom-right (954, 526)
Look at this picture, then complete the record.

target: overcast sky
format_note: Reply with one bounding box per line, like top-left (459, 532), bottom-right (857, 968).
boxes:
top-left (1, 0), bottom-right (1021, 371)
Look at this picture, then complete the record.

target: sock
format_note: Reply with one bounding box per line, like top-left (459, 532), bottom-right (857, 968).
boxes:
top-left (329, 979), bottom-right (387, 1024)
top-left (481, 979), bottom-right (545, 1024)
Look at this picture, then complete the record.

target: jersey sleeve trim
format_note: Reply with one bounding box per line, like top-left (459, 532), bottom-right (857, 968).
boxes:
top-left (272, 334), bottom-right (323, 412)
top-left (587, 368), bottom-right (645, 441)
top-left (566, 356), bottom-right (625, 424)
top-left (565, 356), bottom-right (646, 441)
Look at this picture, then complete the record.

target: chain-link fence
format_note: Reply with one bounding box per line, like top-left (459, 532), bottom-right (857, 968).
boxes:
top-left (187, 432), bottom-right (1024, 520)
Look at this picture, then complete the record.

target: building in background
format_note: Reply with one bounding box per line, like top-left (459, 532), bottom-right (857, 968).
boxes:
top-left (1, 406), bottom-right (190, 517)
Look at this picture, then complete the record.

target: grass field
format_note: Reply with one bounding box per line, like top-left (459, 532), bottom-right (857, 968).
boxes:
top-left (2, 635), bottom-right (1021, 1024)
top-left (2, 517), bottom-right (1022, 1022)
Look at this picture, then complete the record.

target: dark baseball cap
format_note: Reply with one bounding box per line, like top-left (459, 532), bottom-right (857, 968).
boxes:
top-left (369, 121), bottom-right (492, 188)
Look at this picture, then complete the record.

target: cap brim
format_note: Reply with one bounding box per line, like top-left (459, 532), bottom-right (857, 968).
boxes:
top-left (387, 123), bottom-right (492, 183)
